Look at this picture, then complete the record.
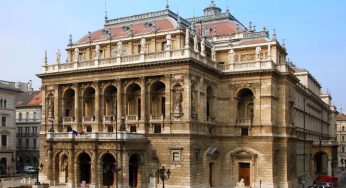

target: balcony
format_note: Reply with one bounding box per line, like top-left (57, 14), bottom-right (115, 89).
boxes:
top-left (126, 115), bottom-right (138, 122)
top-left (150, 114), bottom-right (164, 122)
top-left (46, 132), bottom-right (146, 142)
top-left (82, 116), bottom-right (96, 123)
top-left (103, 116), bottom-right (115, 124)
top-left (236, 118), bottom-right (253, 126)
top-left (16, 119), bottom-right (41, 123)
top-left (63, 117), bottom-right (74, 125)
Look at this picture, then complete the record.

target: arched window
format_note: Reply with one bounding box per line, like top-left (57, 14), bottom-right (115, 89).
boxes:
top-left (26, 112), bottom-right (30, 121)
top-left (19, 113), bottom-right (22, 121)
top-left (236, 88), bottom-right (254, 125)
top-left (33, 112), bottom-right (37, 121)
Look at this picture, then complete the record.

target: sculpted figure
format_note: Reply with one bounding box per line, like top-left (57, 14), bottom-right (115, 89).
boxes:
top-left (235, 178), bottom-right (245, 188)
top-left (140, 37), bottom-right (146, 53)
top-left (194, 35), bottom-right (199, 52)
top-left (74, 48), bottom-right (79, 62)
top-left (229, 48), bottom-right (235, 64)
top-left (255, 45), bottom-right (261, 60)
top-left (211, 45), bottom-right (216, 61)
top-left (117, 41), bottom-right (123, 56)
top-left (56, 49), bottom-right (61, 64)
top-left (185, 28), bottom-right (190, 48)
top-left (174, 90), bottom-right (183, 115)
top-left (95, 44), bottom-right (100, 59)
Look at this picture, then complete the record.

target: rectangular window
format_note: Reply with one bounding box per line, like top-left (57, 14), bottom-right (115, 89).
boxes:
top-left (25, 127), bottom-right (30, 135)
top-left (107, 126), bottom-right (113, 133)
top-left (18, 138), bottom-right (22, 148)
top-left (130, 125), bottom-right (137, 133)
top-left (343, 136), bottom-right (345, 142)
top-left (32, 127), bottom-right (38, 134)
top-left (33, 139), bottom-right (36, 149)
top-left (1, 135), bottom-right (7, 146)
top-left (161, 42), bottom-right (167, 51)
top-left (241, 128), bottom-right (249, 136)
top-left (154, 124), bottom-right (161, 133)
top-left (67, 126), bottom-right (72, 132)
top-left (171, 149), bottom-right (181, 162)
top-left (1, 117), bottom-right (6, 127)
top-left (26, 139), bottom-right (29, 148)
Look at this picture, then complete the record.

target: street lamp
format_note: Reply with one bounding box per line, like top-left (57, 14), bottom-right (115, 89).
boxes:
top-left (49, 117), bottom-right (54, 132)
top-left (119, 116), bottom-right (126, 131)
top-left (159, 166), bottom-right (171, 188)
top-left (114, 114), bottom-right (122, 188)
top-left (35, 162), bottom-right (44, 185)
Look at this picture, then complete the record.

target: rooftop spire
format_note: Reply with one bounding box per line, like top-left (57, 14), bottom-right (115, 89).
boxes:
top-left (165, 0), bottom-right (169, 9)
top-left (68, 34), bottom-right (73, 45)
top-left (43, 50), bottom-right (48, 66)
top-left (104, 2), bottom-right (108, 21)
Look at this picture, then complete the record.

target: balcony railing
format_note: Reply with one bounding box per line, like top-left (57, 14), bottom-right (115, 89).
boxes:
top-left (16, 119), bottom-right (41, 123)
top-left (150, 114), bottom-right (164, 122)
top-left (82, 116), bottom-right (96, 123)
top-left (46, 132), bottom-right (146, 141)
top-left (126, 115), bottom-right (138, 122)
top-left (63, 117), bottom-right (74, 124)
top-left (103, 116), bottom-right (115, 124)
top-left (236, 118), bottom-right (253, 126)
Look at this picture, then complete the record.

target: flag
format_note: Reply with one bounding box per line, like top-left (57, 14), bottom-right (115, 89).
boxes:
top-left (72, 129), bottom-right (78, 136)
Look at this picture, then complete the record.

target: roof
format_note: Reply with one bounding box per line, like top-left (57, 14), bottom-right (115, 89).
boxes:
top-left (16, 91), bottom-right (43, 107)
top-left (336, 113), bottom-right (346, 121)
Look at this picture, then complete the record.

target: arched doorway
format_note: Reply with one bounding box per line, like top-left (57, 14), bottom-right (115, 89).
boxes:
top-left (78, 153), bottom-right (91, 184)
top-left (314, 151), bottom-right (328, 175)
top-left (129, 154), bottom-right (140, 187)
top-left (0, 158), bottom-right (7, 175)
top-left (102, 153), bottom-right (116, 186)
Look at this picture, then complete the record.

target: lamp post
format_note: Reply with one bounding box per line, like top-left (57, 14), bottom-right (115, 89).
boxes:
top-left (49, 117), bottom-right (54, 132)
top-left (34, 162), bottom-right (44, 185)
top-left (159, 166), bottom-right (171, 188)
top-left (119, 116), bottom-right (126, 131)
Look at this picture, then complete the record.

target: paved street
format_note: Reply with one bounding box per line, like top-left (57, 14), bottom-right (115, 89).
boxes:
top-left (337, 172), bottom-right (346, 188)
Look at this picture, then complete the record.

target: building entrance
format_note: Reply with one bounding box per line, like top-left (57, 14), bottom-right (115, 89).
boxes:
top-left (238, 162), bottom-right (250, 186)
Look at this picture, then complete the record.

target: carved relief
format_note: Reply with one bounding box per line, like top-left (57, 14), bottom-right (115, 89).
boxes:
top-left (240, 54), bottom-right (255, 61)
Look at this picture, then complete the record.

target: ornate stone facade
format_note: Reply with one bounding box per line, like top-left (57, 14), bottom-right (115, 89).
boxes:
top-left (37, 2), bottom-right (337, 188)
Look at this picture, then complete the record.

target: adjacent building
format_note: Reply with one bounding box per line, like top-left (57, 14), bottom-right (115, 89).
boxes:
top-left (336, 113), bottom-right (346, 169)
top-left (15, 89), bottom-right (42, 172)
top-left (0, 81), bottom-right (22, 176)
top-left (37, 2), bottom-right (337, 188)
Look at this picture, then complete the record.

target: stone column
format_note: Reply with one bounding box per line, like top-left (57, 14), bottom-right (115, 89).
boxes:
top-left (121, 148), bottom-right (129, 187)
top-left (67, 146), bottom-right (75, 188)
top-left (184, 74), bottom-right (192, 121)
top-left (90, 147), bottom-right (98, 188)
top-left (164, 75), bottom-right (171, 120)
top-left (117, 80), bottom-right (123, 122)
top-left (47, 146), bottom-right (54, 185)
top-left (74, 83), bottom-right (80, 130)
top-left (140, 77), bottom-right (146, 121)
top-left (54, 85), bottom-right (60, 131)
top-left (95, 81), bottom-right (100, 122)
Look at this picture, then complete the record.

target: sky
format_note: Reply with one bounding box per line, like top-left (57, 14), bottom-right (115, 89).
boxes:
top-left (0, 0), bottom-right (345, 111)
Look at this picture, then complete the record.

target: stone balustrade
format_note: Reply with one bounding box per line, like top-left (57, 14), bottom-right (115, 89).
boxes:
top-left (46, 132), bottom-right (146, 141)
top-left (126, 115), bottom-right (138, 122)
top-left (150, 114), bottom-right (164, 122)
top-left (236, 118), bottom-right (253, 126)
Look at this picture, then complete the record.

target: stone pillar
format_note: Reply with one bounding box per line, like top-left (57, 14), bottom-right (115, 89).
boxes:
top-left (90, 147), bottom-right (98, 188)
top-left (117, 80), bottom-right (123, 122)
top-left (47, 146), bottom-right (54, 185)
top-left (67, 146), bottom-right (75, 188)
top-left (121, 149), bottom-right (129, 187)
top-left (140, 77), bottom-right (146, 121)
top-left (184, 74), bottom-right (192, 121)
top-left (74, 84), bottom-right (80, 130)
top-left (54, 85), bottom-right (60, 131)
top-left (95, 81), bottom-right (100, 122)
top-left (164, 75), bottom-right (171, 120)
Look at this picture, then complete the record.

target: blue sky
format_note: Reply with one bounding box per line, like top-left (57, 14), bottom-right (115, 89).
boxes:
top-left (0, 0), bottom-right (345, 111)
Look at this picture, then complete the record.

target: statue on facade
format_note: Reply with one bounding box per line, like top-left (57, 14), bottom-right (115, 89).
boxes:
top-left (194, 34), bottom-right (199, 52)
top-left (61, 158), bottom-right (68, 171)
top-left (235, 178), bottom-right (245, 188)
top-left (255, 45), bottom-right (261, 61)
top-left (95, 44), bottom-right (101, 59)
top-left (174, 89), bottom-right (183, 116)
top-left (56, 49), bottom-right (61, 64)
top-left (74, 48), bottom-right (79, 62)
top-left (48, 97), bottom-right (54, 118)
top-left (140, 37), bottom-right (146, 53)
top-left (200, 38), bottom-right (206, 56)
top-left (185, 28), bottom-right (190, 48)
top-left (211, 45), bottom-right (216, 61)
top-left (166, 33), bottom-right (172, 50)
top-left (117, 41), bottom-right (123, 56)
top-left (229, 48), bottom-right (235, 64)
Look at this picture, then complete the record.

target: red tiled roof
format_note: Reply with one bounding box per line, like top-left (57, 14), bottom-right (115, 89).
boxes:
top-left (336, 113), bottom-right (346, 120)
top-left (77, 18), bottom-right (175, 44)
top-left (16, 91), bottom-right (42, 107)
top-left (195, 20), bottom-right (239, 37)
top-left (235, 38), bottom-right (270, 46)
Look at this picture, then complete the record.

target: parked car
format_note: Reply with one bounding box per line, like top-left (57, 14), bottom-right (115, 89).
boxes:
top-left (23, 166), bottom-right (36, 174)
top-left (318, 182), bottom-right (334, 188)
top-left (313, 175), bottom-right (338, 187)
top-left (308, 184), bottom-right (332, 188)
